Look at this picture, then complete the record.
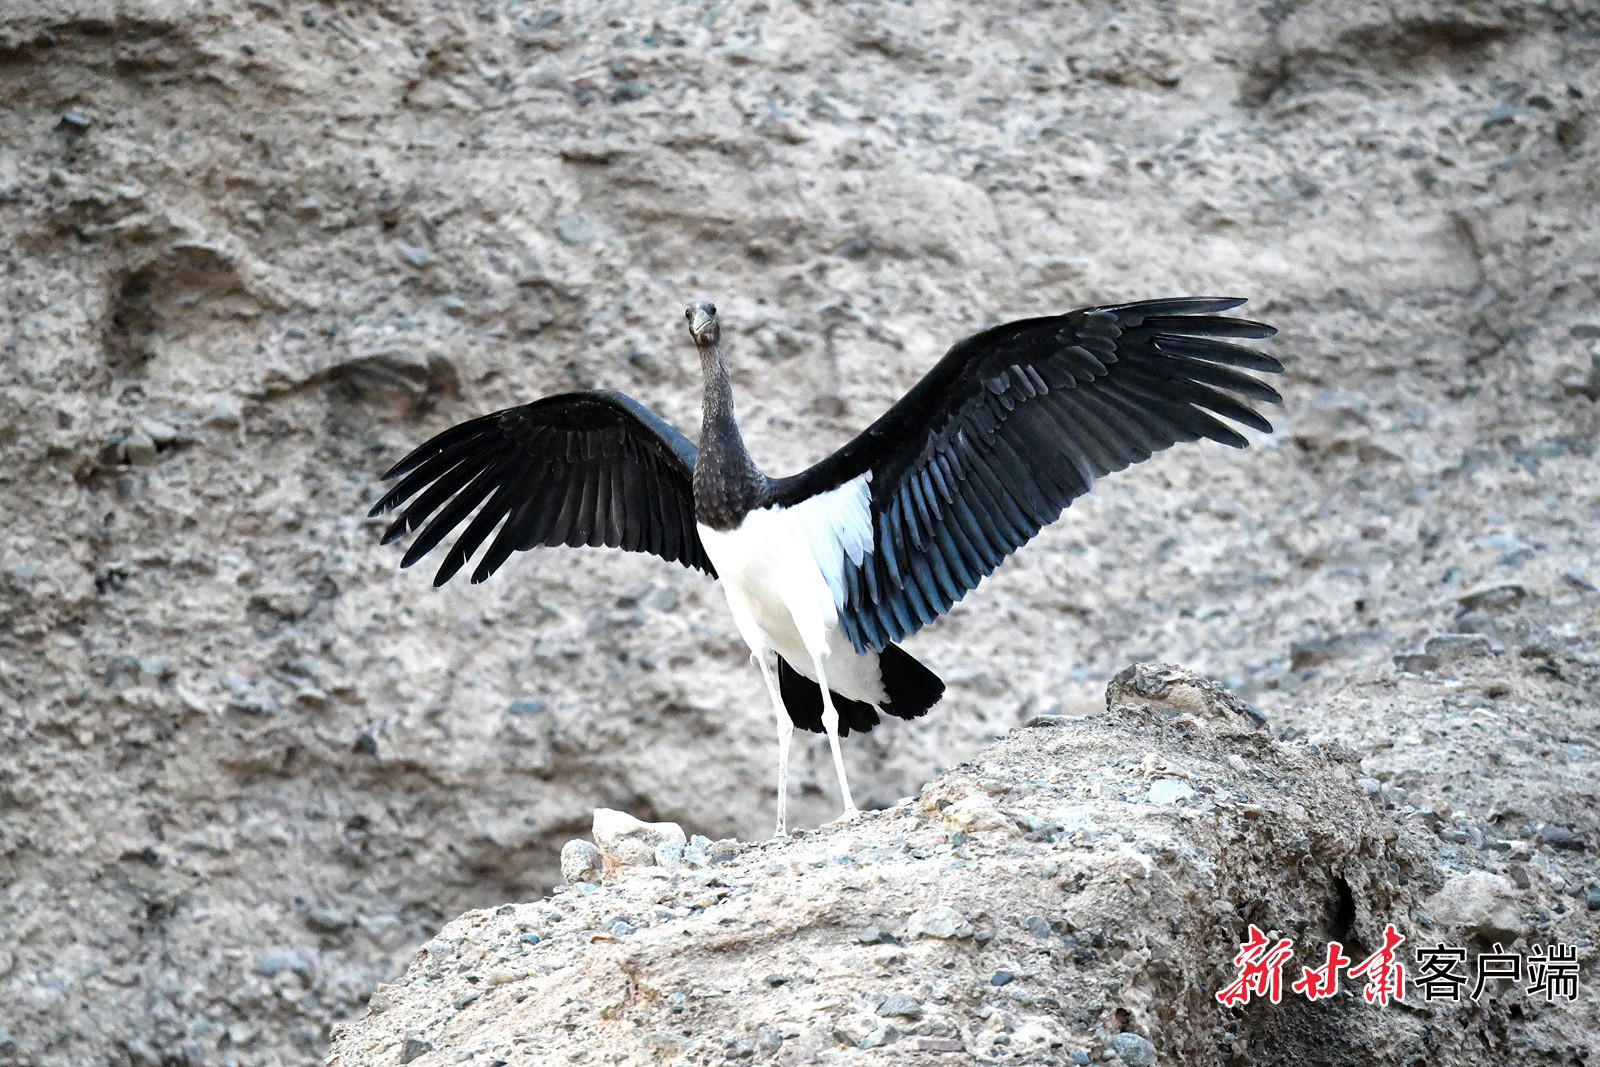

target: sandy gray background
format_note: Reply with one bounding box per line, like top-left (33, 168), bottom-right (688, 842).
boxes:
top-left (1, 0), bottom-right (1597, 1062)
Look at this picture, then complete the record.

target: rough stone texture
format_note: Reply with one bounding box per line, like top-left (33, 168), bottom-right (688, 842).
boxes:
top-left (592, 807), bottom-right (687, 869)
top-left (329, 665), bottom-right (1578, 1066)
top-left (559, 839), bottom-right (604, 887)
top-left (328, 666), bottom-right (1403, 1064)
top-left (1423, 870), bottom-right (1528, 945)
top-left (3, 0), bottom-right (1600, 1063)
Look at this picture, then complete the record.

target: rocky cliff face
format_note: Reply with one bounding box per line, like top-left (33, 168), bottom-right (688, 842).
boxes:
top-left (330, 667), bottom-right (1593, 1066)
top-left (2, 0), bottom-right (1597, 1063)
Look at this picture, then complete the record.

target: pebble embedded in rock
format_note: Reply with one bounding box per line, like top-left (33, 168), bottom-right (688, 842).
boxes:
top-left (123, 1039), bottom-right (160, 1067)
top-left (611, 79), bottom-right (650, 103)
top-left (1537, 826), bottom-right (1586, 851)
top-left (1146, 778), bottom-right (1195, 805)
top-left (1423, 633), bottom-right (1492, 661)
top-left (399, 1034), bottom-right (434, 1064)
top-left (122, 430), bottom-right (159, 466)
top-left (420, 938), bottom-right (455, 961)
top-left (139, 418), bottom-right (179, 445)
top-left (1423, 871), bottom-right (1527, 942)
top-left (590, 809), bottom-right (686, 869)
top-left (938, 794), bottom-right (1014, 834)
top-left (1048, 804), bottom-right (1098, 833)
top-left (916, 1038), bottom-right (964, 1053)
top-left (396, 242), bottom-right (433, 266)
top-left (683, 834), bottom-right (711, 869)
top-left (1456, 584), bottom-right (1527, 614)
top-left (560, 840), bottom-right (604, 885)
top-left (203, 398), bottom-right (242, 427)
top-left (293, 686), bottom-right (328, 709)
top-left (905, 905), bottom-right (973, 940)
top-left (252, 949), bottom-right (313, 982)
top-left (555, 214), bottom-right (595, 244)
top-left (990, 970), bottom-right (1014, 986)
top-left (831, 1014), bottom-right (878, 1047)
top-left (876, 993), bottom-right (921, 1018)
top-left (304, 907), bottom-right (350, 934)
top-left (1111, 1033), bottom-right (1156, 1066)
top-left (654, 835), bottom-right (685, 869)
top-left (859, 1023), bottom-right (899, 1049)
top-left (1392, 650), bottom-right (1439, 673)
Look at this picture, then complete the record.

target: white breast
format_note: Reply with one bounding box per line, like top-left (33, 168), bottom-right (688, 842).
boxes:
top-left (698, 473), bottom-right (884, 704)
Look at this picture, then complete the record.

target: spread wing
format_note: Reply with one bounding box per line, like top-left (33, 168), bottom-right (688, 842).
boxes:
top-left (769, 297), bottom-right (1282, 652)
top-left (370, 389), bottom-right (714, 585)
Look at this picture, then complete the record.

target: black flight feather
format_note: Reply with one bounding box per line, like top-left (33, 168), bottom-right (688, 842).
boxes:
top-left (371, 390), bottom-right (714, 583)
top-left (766, 297), bottom-right (1281, 652)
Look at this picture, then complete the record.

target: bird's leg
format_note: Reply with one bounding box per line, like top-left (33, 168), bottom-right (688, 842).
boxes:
top-left (753, 652), bottom-right (793, 838)
top-left (810, 652), bottom-right (860, 821)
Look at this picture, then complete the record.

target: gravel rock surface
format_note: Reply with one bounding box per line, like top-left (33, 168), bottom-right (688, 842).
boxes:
top-left (2, 0), bottom-right (1598, 1063)
top-left (330, 666), bottom-right (1590, 1065)
top-left (329, 666), bottom-right (1412, 1064)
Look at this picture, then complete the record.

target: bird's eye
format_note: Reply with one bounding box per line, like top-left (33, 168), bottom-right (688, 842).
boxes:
top-left (707, 304), bottom-right (716, 316)
top-left (685, 309), bottom-right (692, 320)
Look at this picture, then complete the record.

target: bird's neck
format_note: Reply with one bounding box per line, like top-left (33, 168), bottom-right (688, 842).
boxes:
top-left (694, 341), bottom-right (767, 529)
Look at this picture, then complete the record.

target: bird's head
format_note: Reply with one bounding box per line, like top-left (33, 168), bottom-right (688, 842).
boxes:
top-left (685, 300), bottom-right (720, 348)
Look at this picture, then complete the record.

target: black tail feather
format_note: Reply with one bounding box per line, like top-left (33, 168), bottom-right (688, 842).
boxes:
top-left (775, 644), bottom-right (944, 737)
top-left (878, 643), bottom-right (944, 720)
top-left (777, 657), bottom-right (879, 736)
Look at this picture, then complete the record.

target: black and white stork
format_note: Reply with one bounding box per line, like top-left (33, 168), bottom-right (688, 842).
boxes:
top-left (370, 297), bottom-right (1281, 835)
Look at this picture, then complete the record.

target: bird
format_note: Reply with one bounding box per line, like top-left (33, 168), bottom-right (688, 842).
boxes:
top-left (369, 297), bottom-right (1281, 836)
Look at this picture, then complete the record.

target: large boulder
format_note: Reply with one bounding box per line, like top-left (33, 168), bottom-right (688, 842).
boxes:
top-left (331, 666), bottom-right (1432, 1065)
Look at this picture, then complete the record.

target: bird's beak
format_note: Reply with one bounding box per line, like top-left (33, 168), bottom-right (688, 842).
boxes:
top-left (689, 307), bottom-right (715, 340)
top-left (687, 303), bottom-right (719, 346)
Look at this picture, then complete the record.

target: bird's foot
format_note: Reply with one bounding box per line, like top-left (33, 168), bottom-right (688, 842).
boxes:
top-left (769, 826), bottom-right (789, 842)
top-left (829, 806), bottom-right (863, 825)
